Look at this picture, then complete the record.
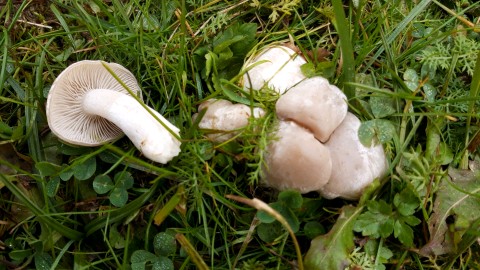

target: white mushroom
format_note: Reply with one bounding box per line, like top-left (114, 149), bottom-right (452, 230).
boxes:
top-left (238, 44), bottom-right (388, 199)
top-left (275, 77), bottom-right (348, 142)
top-left (195, 99), bottom-right (265, 142)
top-left (263, 120), bottom-right (332, 193)
top-left (319, 113), bottom-right (388, 200)
top-left (46, 60), bottom-right (181, 164)
top-left (242, 45), bottom-right (306, 94)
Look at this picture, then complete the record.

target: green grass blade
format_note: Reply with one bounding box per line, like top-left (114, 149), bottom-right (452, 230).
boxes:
top-left (49, 240), bottom-right (74, 270)
top-left (84, 181), bottom-right (159, 235)
top-left (363, 0), bottom-right (433, 71)
top-left (49, 3), bottom-right (75, 46)
top-left (467, 51), bottom-right (480, 136)
top-left (0, 28), bottom-right (9, 97)
top-left (463, 51), bottom-right (480, 167)
top-left (5, 0), bottom-right (29, 32)
top-left (0, 173), bottom-right (84, 240)
top-left (332, 0), bottom-right (355, 100)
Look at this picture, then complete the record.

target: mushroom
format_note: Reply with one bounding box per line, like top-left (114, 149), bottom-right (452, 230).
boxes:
top-left (275, 77), bottom-right (348, 142)
top-left (194, 99), bottom-right (265, 142)
top-left (262, 120), bottom-right (332, 193)
top-left (242, 45), bottom-right (306, 94)
top-left (46, 60), bottom-right (181, 164)
top-left (319, 113), bottom-right (388, 200)
top-left (228, 43), bottom-right (388, 199)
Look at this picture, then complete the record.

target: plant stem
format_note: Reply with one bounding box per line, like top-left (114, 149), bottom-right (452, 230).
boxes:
top-left (226, 194), bottom-right (304, 270)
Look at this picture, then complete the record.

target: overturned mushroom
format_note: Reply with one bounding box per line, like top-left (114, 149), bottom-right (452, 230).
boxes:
top-left (275, 77), bottom-right (348, 142)
top-left (319, 113), bottom-right (389, 200)
top-left (46, 60), bottom-right (181, 164)
top-left (195, 99), bottom-right (265, 142)
top-left (262, 120), bottom-right (332, 193)
top-left (242, 45), bottom-right (306, 94)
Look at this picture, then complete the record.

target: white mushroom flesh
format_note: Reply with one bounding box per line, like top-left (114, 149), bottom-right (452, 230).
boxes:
top-left (82, 89), bottom-right (181, 164)
top-left (319, 113), bottom-right (388, 200)
top-left (196, 99), bottom-right (265, 142)
top-left (275, 77), bottom-right (348, 142)
top-left (243, 46), bottom-right (306, 94)
top-left (263, 120), bottom-right (332, 193)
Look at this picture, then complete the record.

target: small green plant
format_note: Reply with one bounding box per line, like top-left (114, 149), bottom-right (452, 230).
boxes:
top-left (353, 74), bottom-right (397, 147)
top-left (130, 232), bottom-right (177, 270)
top-left (255, 190), bottom-right (323, 243)
top-left (199, 12), bottom-right (230, 40)
top-left (34, 154), bottom-right (96, 198)
top-left (241, 258), bottom-right (268, 270)
top-left (250, 0), bottom-right (302, 22)
top-left (243, 112), bottom-right (276, 186)
top-left (354, 188), bottom-right (421, 247)
top-left (93, 171), bottom-right (134, 207)
top-left (3, 236), bottom-right (64, 270)
top-left (347, 239), bottom-right (393, 270)
top-left (0, 118), bottom-right (24, 142)
top-left (403, 68), bottom-right (437, 101)
top-left (419, 34), bottom-right (480, 76)
top-left (193, 22), bottom-right (257, 94)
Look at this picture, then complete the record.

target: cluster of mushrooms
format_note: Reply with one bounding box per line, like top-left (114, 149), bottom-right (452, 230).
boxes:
top-left (195, 46), bottom-right (388, 200)
top-left (46, 45), bottom-right (388, 200)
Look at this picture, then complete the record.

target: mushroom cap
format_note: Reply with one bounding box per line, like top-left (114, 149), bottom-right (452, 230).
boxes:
top-left (46, 60), bottom-right (142, 146)
top-left (196, 99), bottom-right (265, 142)
top-left (242, 45), bottom-right (306, 94)
top-left (263, 120), bottom-right (332, 193)
top-left (275, 77), bottom-right (348, 142)
top-left (319, 113), bottom-right (388, 200)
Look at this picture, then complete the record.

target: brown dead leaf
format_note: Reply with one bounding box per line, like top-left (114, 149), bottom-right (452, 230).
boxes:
top-left (419, 164), bottom-right (480, 257)
top-left (0, 144), bottom-right (21, 175)
top-left (0, 143), bottom-right (31, 175)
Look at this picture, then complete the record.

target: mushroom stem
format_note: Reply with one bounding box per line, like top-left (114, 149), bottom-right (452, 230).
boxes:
top-left (82, 89), bottom-right (181, 164)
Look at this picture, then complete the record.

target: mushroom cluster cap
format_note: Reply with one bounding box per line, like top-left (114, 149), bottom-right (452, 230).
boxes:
top-left (242, 45), bottom-right (387, 200)
top-left (320, 113), bottom-right (389, 200)
top-left (263, 120), bottom-right (332, 193)
top-left (194, 99), bottom-right (265, 142)
top-left (46, 60), bottom-right (181, 164)
top-left (261, 75), bottom-right (349, 195)
top-left (276, 77), bottom-right (348, 142)
top-left (242, 45), bottom-right (306, 94)
top-left (194, 44), bottom-right (388, 199)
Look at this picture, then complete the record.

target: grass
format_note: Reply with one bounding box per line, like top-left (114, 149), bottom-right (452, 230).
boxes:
top-left (1, 0), bottom-right (480, 269)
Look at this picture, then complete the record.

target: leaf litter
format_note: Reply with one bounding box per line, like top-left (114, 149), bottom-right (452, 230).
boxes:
top-left (419, 159), bottom-right (480, 256)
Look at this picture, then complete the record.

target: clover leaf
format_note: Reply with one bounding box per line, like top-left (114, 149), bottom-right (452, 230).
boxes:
top-left (131, 232), bottom-right (176, 270)
top-left (358, 119), bottom-right (396, 147)
top-left (93, 175), bottom-right (114, 194)
top-left (92, 171), bottom-right (134, 207)
top-left (256, 190), bottom-right (304, 242)
top-left (354, 188), bottom-right (421, 247)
